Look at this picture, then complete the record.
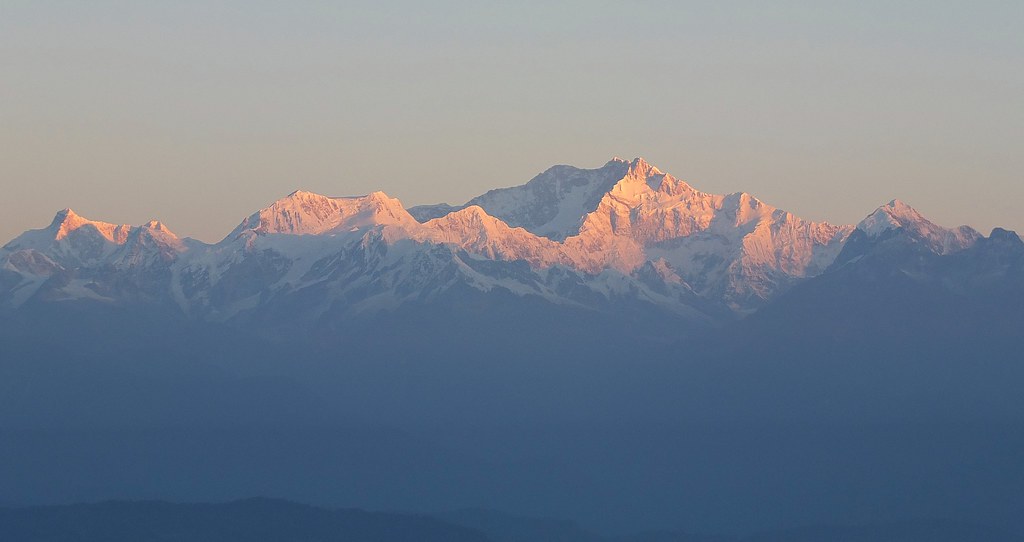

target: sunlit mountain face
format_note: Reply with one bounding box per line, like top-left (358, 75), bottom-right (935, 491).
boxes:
top-left (0, 157), bottom-right (872, 320)
top-left (2, 158), bottom-right (1023, 539)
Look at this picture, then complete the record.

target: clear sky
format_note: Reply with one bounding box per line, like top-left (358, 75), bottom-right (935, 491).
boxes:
top-left (2, 1), bottom-right (1021, 243)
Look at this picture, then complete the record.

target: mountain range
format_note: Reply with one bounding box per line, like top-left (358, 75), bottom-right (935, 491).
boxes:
top-left (1, 157), bottom-right (1003, 326)
top-left (2, 157), bottom-right (1023, 537)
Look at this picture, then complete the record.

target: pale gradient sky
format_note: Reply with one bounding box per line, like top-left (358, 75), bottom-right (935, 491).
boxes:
top-left (1, 1), bottom-right (1022, 243)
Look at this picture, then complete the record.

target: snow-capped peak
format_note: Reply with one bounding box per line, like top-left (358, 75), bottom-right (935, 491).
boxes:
top-left (439, 204), bottom-right (491, 222)
top-left (2, 208), bottom-right (130, 253)
top-left (857, 200), bottom-right (980, 254)
top-left (49, 207), bottom-right (80, 228)
top-left (421, 205), bottom-right (511, 240)
top-left (857, 199), bottom-right (926, 236)
top-left (627, 156), bottom-right (662, 177)
top-left (460, 158), bottom-right (633, 241)
top-left (418, 205), bottom-right (565, 267)
top-left (228, 190), bottom-right (417, 238)
top-left (49, 208), bottom-right (132, 244)
top-left (141, 220), bottom-right (176, 235)
top-left (0, 209), bottom-right (136, 272)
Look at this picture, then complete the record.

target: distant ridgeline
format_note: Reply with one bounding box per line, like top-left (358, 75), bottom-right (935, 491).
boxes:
top-left (0, 500), bottom-right (1021, 542)
top-left (2, 158), bottom-right (1023, 536)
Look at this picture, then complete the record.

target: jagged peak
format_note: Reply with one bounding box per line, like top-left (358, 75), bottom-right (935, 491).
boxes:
top-left (48, 208), bottom-right (131, 243)
top-left (604, 157), bottom-right (700, 200)
top-left (424, 205), bottom-right (507, 230)
top-left (858, 199), bottom-right (980, 254)
top-left (627, 156), bottom-right (662, 176)
top-left (613, 157), bottom-right (700, 196)
top-left (231, 189), bottom-right (415, 238)
top-left (140, 220), bottom-right (177, 237)
top-left (50, 207), bottom-right (79, 226)
top-left (603, 156), bottom-right (663, 173)
top-left (859, 199), bottom-right (927, 236)
top-left (116, 220), bottom-right (187, 258)
top-left (49, 208), bottom-right (95, 232)
top-left (882, 199), bottom-right (924, 219)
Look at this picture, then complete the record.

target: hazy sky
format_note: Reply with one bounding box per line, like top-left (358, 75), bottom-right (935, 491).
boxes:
top-left (2, 1), bottom-right (1021, 243)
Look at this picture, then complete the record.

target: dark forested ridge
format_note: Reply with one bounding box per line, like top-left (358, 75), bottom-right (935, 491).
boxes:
top-left (2, 500), bottom-right (1020, 542)
top-left (0, 499), bottom-right (489, 542)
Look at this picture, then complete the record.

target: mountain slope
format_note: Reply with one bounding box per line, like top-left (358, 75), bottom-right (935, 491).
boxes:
top-left (856, 199), bottom-right (980, 254)
top-left (671, 206), bottom-right (1024, 421)
top-left (459, 158), bottom-right (633, 241)
top-left (557, 159), bottom-right (852, 308)
top-left (2, 208), bottom-right (132, 268)
top-left (418, 157), bottom-right (853, 310)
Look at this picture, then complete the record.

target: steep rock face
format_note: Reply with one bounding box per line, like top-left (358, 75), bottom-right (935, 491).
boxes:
top-left (419, 157), bottom-right (853, 310)
top-left (462, 158), bottom-right (632, 241)
top-left (550, 159), bottom-right (852, 309)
